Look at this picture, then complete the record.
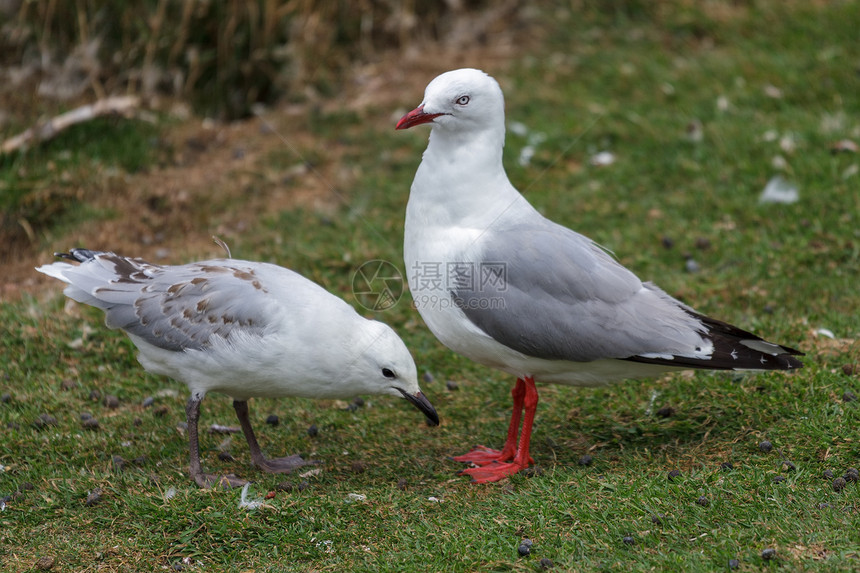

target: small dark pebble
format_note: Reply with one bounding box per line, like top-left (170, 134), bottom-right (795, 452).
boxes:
top-left (668, 469), bottom-right (681, 481)
top-left (89, 390), bottom-right (101, 401)
top-left (539, 557), bottom-right (554, 569)
top-left (759, 440), bottom-right (773, 453)
top-left (85, 488), bottom-right (103, 506)
top-left (695, 237), bottom-right (712, 250)
top-left (6, 422), bottom-right (20, 430)
top-left (350, 461), bottom-right (366, 473)
top-left (517, 538), bottom-right (533, 556)
top-left (817, 503), bottom-right (831, 509)
top-left (833, 477), bottom-right (847, 492)
top-left (81, 418), bottom-right (99, 430)
top-left (80, 412), bottom-right (93, 421)
top-left (656, 406), bottom-right (675, 418)
top-left (217, 451), bottom-right (235, 462)
top-left (422, 372), bottom-right (434, 383)
top-left (761, 548), bottom-right (776, 560)
top-left (132, 417), bottom-right (143, 427)
top-left (307, 424), bottom-right (318, 437)
top-left (104, 395), bottom-right (120, 409)
top-left (843, 391), bottom-right (858, 403)
top-left (133, 455), bottom-right (147, 466)
top-left (578, 454), bottom-right (593, 466)
top-left (696, 496), bottom-right (710, 507)
top-left (61, 379), bottom-right (78, 391)
top-left (651, 513), bottom-right (665, 524)
top-left (661, 236), bottom-right (675, 249)
top-left (34, 414), bottom-right (58, 429)
top-left (112, 456), bottom-right (126, 471)
top-left (684, 259), bottom-right (700, 273)
top-left (297, 481), bottom-right (310, 491)
top-left (844, 468), bottom-right (859, 482)
top-left (352, 396), bottom-right (365, 407)
top-left (276, 481), bottom-right (294, 492)
top-left (781, 460), bottom-right (796, 472)
top-left (446, 380), bottom-right (459, 391)
top-left (823, 469), bottom-right (834, 479)
top-left (773, 475), bottom-right (786, 484)
top-left (0, 392), bottom-right (10, 403)
top-left (396, 478), bottom-right (408, 491)
top-left (141, 396), bottom-right (155, 408)
top-left (172, 564), bottom-right (184, 572)
top-left (18, 482), bottom-right (34, 491)
top-left (841, 363), bottom-right (858, 376)
top-left (265, 414), bottom-right (279, 426)
top-left (345, 402), bottom-right (359, 413)
top-left (36, 556), bottom-right (55, 570)
top-left (153, 405), bottom-right (169, 417)
top-left (763, 304), bottom-right (774, 314)
top-left (622, 535), bottom-right (635, 546)
top-left (728, 558), bottom-right (740, 569)
top-left (721, 462), bottom-right (734, 471)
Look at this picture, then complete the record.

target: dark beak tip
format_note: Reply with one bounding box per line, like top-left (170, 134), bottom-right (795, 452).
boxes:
top-left (399, 388), bottom-right (439, 427)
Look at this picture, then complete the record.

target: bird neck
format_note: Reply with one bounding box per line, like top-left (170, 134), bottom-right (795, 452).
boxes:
top-left (407, 124), bottom-right (528, 237)
top-left (419, 125), bottom-right (513, 197)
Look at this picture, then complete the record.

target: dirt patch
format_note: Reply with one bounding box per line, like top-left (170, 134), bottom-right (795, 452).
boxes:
top-left (4, 18), bottom-right (529, 302)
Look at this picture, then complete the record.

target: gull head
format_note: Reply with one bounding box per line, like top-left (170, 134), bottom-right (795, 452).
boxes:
top-left (351, 320), bottom-right (438, 426)
top-left (396, 68), bottom-right (504, 134)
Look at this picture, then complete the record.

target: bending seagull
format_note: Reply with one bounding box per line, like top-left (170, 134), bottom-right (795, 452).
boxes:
top-left (396, 68), bottom-right (802, 483)
top-left (37, 248), bottom-right (438, 488)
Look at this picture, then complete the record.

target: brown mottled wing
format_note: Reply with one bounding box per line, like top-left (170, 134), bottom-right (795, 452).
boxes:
top-left (59, 252), bottom-right (273, 352)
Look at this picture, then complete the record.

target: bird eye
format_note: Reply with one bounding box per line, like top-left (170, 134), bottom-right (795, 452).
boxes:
top-left (456, 95), bottom-right (470, 106)
top-left (382, 368), bottom-right (396, 379)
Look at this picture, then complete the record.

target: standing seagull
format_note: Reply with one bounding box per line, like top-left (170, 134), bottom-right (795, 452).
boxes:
top-left (37, 248), bottom-right (438, 488)
top-left (396, 68), bottom-right (802, 483)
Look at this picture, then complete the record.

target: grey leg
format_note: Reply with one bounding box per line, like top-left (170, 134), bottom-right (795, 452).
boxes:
top-left (186, 395), bottom-right (246, 489)
top-left (233, 400), bottom-right (316, 473)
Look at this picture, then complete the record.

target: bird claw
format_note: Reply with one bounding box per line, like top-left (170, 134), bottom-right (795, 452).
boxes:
top-left (451, 445), bottom-right (533, 467)
top-left (257, 454), bottom-right (319, 474)
top-left (196, 473), bottom-right (248, 489)
top-left (458, 461), bottom-right (529, 484)
top-left (451, 445), bottom-right (508, 465)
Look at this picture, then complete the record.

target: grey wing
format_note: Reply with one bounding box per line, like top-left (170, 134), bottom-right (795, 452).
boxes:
top-left (453, 219), bottom-right (709, 362)
top-left (53, 253), bottom-right (274, 351)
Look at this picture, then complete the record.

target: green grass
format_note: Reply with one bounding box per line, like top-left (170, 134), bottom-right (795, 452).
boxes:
top-left (2, 2), bottom-right (860, 571)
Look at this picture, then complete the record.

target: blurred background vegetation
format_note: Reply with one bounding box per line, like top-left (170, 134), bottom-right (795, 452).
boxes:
top-left (0, 0), bottom-right (518, 261)
top-left (0, 0), bottom-right (502, 120)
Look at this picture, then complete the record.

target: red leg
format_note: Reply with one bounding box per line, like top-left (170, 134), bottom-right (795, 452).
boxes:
top-left (452, 378), bottom-right (526, 465)
top-left (459, 376), bottom-right (539, 484)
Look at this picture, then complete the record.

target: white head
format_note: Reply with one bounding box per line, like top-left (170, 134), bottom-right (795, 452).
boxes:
top-left (347, 320), bottom-right (438, 426)
top-left (396, 68), bottom-right (505, 137)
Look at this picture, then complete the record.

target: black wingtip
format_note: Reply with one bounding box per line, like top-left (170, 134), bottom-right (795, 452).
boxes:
top-left (54, 248), bottom-right (101, 263)
top-left (626, 349), bottom-right (804, 372)
top-left (626, 308), bottom-right (805, 372)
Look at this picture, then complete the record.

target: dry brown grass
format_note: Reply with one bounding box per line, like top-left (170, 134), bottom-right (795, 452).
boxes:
top-left (2, 2), bottom-right (532, 301)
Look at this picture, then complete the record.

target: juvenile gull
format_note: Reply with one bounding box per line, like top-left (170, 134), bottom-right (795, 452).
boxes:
top-left (38, 248), bottom-right (438, 488)
top-left (396, 68), bottom-right (802, 483)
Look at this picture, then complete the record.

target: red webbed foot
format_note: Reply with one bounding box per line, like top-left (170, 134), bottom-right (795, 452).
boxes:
top-left (458, 460), bottom-right (529, 484)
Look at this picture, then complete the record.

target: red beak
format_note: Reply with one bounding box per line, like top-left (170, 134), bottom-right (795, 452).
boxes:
top-left (395, 104), bottom-right (445, 130)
